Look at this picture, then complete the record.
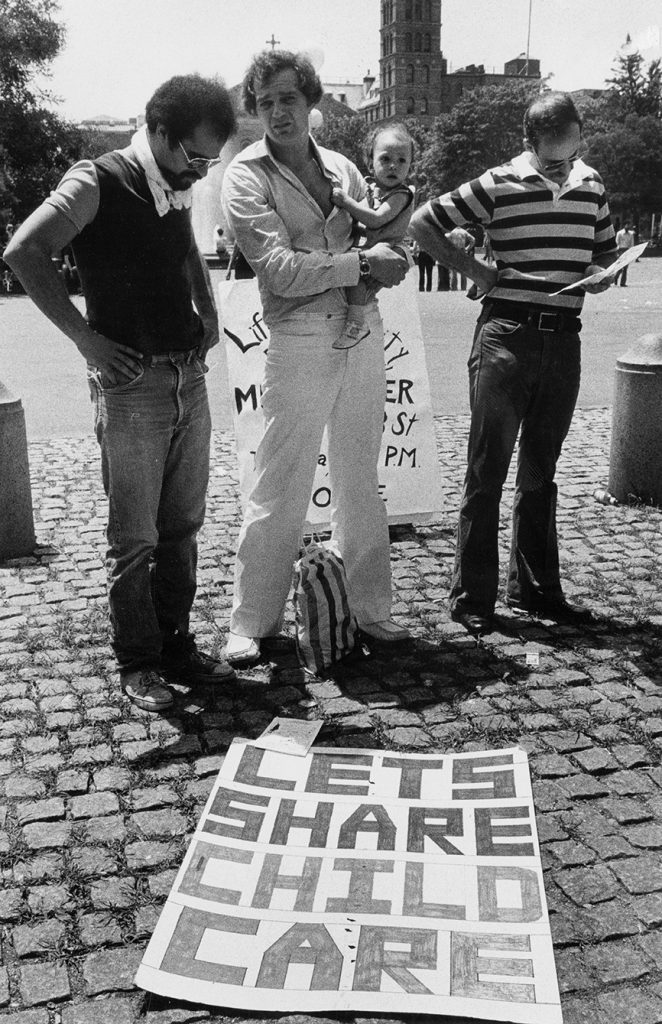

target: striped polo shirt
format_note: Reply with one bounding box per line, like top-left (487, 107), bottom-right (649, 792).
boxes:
top-left (425, 153), bottom-right (616, 312)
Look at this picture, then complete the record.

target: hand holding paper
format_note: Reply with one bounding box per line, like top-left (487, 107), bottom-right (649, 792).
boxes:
top-left (550, 242), bottom-right (648, 296)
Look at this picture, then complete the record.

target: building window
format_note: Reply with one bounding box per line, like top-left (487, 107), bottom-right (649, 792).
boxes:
top-left (424, 33), bottom-right (431, 51)
top-left (421, 63), bottom-right (430, 83)
top-left (414, 32), bottom-right (422, 50)
top-left (420, 96), bottom-right (428, 114)
top-left (406, 63), bottom-right (414, 84)
top-left (388, 65), bottom-right (393, 86)
top-left (404, 32), bottom-right (412, 51)
top-left (415, 1), bottom-right (422, 18)
top-left (424, 0), bottom-right (431, 18)
top-left (405, 0), bottom-right (412, 19)
top-left (406, 95), bottom-right (415, 113)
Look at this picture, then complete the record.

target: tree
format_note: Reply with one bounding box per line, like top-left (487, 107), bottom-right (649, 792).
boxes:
top-left (606, 46), bottom-right (661, 118)
top-left (584, 114), bottom-right (662, 221)
top-left (0, 0), bottom-right (87, 223)
top-left (0, 0), bottom-right (63, 102)
top-left (419, 79), bottom-right (541, 197)
top-left (312, 111), bottom-right (369, 172)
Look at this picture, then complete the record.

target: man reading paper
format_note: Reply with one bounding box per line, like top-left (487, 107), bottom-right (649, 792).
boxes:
top-left (410, 92), bottom-right (617, 636)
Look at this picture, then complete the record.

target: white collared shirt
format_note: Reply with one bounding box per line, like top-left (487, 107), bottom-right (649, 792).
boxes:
top-left (222, 134), bottom-right (364, 325)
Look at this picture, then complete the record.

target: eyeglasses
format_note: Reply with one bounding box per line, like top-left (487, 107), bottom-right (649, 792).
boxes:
top-left (534, 141), bottom-right (588, 174)
top-left (178, 140), bottom-right (223, 172)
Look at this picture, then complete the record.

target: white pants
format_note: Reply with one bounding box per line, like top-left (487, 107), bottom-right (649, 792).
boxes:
top-left (230, 308), bottom-right (392, 637)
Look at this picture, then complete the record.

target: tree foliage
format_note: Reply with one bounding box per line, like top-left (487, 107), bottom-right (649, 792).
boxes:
top-left (606, 48), bottom-right (661, 118)
top-left (420, 79), bottom-right (541, 197)
top-left (576, 46), bottom-right (662, 221)
top-left (0, 0), bottom-right (90, 223)
top-left (584, 114), bottom-right (662, 217)
top-left (312, 111), bottom-right (370, 173)
top-left (0, 0), bottom-right (63, 101)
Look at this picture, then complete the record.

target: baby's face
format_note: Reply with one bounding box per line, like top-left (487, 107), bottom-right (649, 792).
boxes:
top-left (371, 132), bottom-right (412, 188)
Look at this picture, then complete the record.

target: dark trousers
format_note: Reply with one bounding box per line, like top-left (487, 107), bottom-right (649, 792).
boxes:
top-left (450, 313), bottom-right (581, 616)
top-left (418, 253), bottom-right (434, 291)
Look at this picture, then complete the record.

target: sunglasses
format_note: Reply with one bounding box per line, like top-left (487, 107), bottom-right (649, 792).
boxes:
top-left (178, 140), bottom-right (223, 172)
top-left (534, 141), bottom-right (588, 174)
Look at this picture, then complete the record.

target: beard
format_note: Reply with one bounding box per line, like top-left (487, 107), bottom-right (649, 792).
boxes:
top-left (157, 164), bottom-right (197, 191)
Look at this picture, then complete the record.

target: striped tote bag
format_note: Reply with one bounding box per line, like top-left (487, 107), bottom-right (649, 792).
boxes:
top-left (293, 540), bottom-right (358, 676)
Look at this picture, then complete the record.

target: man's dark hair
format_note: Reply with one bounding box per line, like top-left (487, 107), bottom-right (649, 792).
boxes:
top-left (364, 122), bottom-right (415, 167)
top-left (145, 74), bottom-right (237, 143)
top-left (523, 91), bottom-right (582, 147)
top-left (242, 50), bottom-right (323, 115)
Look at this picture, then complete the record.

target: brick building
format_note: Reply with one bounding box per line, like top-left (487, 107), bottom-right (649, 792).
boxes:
top-left (359, 0), bottom-right (541, 123)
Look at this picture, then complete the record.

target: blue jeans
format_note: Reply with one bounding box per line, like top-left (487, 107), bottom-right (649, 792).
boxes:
top-left (88, 350), bottom-right (211, 671)
top-left (450, 313), bottom-right (581, 617)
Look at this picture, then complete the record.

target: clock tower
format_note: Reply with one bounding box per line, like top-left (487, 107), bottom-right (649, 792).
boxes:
top-left (378, 0), bottom-right (447, 121)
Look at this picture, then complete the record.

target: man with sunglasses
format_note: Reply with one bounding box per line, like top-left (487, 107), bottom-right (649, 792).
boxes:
top-left (410, 91), bottom-right (617, 636)
top-left (5, 75), bottom-right (237, 711)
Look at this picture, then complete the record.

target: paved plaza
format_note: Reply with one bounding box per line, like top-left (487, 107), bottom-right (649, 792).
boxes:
top-left (1, 398), bottom-right (662, 1023)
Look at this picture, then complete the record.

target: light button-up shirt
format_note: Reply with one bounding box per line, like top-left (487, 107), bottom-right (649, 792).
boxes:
top-left (221, 135), bottom-right (364, 325)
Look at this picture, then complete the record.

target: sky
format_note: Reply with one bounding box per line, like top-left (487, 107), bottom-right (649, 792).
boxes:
top-left (39, 0), bottom-right (662, 122)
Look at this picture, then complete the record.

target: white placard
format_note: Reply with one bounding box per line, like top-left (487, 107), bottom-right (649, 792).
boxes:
top-left (136, 741), bottom-right (562, 1023)
top-left (219, 276), bottom-right (443, 526)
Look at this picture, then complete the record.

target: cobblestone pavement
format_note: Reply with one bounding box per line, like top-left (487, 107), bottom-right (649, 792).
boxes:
top-left (1, 408), bottom-right (662, 1024)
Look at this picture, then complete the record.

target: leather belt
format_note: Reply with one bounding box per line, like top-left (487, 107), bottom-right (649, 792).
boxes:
top-left (484, 301), bottom-right (582, 333)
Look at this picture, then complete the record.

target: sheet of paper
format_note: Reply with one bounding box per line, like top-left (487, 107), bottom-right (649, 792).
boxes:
top-left (252, 717), bottom-right (323, 756)
top-left (550, 241), bottom-right (648, 295)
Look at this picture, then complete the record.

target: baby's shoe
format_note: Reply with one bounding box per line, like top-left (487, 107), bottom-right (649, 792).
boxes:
top-left (332, 321), bottom-right (370, 350)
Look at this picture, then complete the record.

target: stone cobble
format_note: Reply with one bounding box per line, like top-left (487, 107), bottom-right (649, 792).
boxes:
top-left (0, 410), bottom-right (661, 1022)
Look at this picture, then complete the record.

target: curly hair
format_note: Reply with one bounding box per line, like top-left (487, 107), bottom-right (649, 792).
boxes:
top-left (242, 50), bottom-right (323, 115)
top-left (363, 122), bottom-right (415, 168)
top-left (523, 91), bottom-right (582, 147)
top-left (145, 74), bottom-right (237, 143)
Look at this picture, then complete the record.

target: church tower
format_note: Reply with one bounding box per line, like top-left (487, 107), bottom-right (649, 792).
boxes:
top-left (378, 0), bottom-right (447, 121)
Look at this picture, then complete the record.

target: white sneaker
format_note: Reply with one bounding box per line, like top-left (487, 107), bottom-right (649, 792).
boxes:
top-left (225, 632), bottom-right (261, 666)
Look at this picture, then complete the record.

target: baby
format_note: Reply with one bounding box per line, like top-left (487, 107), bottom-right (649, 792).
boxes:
top-left (331, 122), bottom-right (415, 349)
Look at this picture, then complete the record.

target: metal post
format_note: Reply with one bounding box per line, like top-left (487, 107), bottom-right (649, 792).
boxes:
top-left (608, 334), bottom-right (662, 507)
top-left (0, 380), bottom-right (36, 560)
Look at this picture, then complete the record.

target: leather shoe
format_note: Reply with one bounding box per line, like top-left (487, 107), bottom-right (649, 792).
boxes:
top-left (225, 632), bottom-right (261, 666)
top-left (162, 633), bottom-right (235, 682)
top-left (360, 620), bottom-right (411, 642)
top-left (450, 609), bottom-right (493, 636)
top-left (506, 596), bottom-right (593, 623)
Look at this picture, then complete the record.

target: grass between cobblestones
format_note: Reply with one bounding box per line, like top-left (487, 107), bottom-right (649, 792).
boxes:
top-left (0, 411), bottom-right (662, 1023)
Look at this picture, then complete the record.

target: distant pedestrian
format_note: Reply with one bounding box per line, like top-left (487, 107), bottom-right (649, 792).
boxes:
top-left (411, 91), bottom-right (617, 636)
top-left (415, 244), bottom-right (435, 291)
top-left (5, 74), bottom-right (238, 712)
top-left (614, 222), bottom-right (636, 286)
top-left (213, 223), bottom-right (227, 258)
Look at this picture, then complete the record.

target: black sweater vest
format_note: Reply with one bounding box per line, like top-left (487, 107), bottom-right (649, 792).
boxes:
top-left (71, 150), bottom-right (202, 355)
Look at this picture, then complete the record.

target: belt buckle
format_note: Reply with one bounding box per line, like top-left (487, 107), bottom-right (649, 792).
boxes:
top-left (538, 311), bottom-right (558, 332)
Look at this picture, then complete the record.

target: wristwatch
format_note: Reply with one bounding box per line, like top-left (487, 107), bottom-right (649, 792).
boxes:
top-left (358, 252), bottom-right (371, 278)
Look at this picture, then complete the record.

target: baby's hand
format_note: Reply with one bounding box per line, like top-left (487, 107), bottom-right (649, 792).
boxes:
top-left (331, 187), bottom-right (347, 208)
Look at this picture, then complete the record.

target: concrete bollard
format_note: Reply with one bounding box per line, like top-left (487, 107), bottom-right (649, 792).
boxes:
top-left (608, 333), bottom-right (662, 507)
top-left (0, 380), bottom-right (36, 560)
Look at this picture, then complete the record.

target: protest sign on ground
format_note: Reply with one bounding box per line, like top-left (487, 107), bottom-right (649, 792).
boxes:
top-left (136, 740), bottom-right (562, 1022)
